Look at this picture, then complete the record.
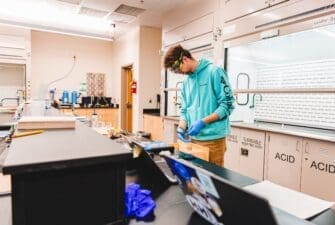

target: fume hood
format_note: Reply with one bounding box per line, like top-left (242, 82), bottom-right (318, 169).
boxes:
top-left (225, 20), bottom-right (335, 130)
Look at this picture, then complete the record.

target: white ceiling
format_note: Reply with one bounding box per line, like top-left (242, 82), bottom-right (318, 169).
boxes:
top-left (0, 0), bottom-right (195, 41)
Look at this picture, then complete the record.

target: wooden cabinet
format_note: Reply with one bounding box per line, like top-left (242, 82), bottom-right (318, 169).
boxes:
top-left (225, 127), bottom-right (265, 181)
top-left (60, 108), bottom-right (119, 128)
top-left (301, 139), bottom-right (335, 201)
top-left (265, 133), bottom-right (303, 191)
top-left (143, 115), bottom-right (164, 141)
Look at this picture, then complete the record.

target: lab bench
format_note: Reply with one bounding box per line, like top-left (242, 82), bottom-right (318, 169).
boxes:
top-left (2, 102), bottom-right (132, 225)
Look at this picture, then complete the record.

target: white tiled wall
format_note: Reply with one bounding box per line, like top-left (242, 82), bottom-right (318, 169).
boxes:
top-left (255, 59), bottom-right (335, 129)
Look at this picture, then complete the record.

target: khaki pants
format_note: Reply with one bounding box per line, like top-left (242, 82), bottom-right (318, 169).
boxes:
top-left (192, 138), bottom-right (226, 167)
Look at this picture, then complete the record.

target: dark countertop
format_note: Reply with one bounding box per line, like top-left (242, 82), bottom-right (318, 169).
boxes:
top-left (143, 113), bottom-right (161, 117)
top-left (2, 101), bottom-right (132, 175)
top-left (143, 108), bottom-right (160, 117)
top-left (58, 105), bottom-right (118, 109)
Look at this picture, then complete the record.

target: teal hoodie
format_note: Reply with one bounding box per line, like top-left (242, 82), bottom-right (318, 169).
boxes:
top-left (180, 58), bottom-right (235, 141)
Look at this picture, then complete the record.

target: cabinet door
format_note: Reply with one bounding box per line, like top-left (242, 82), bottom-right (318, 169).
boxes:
top-left (238, 129), bottom-right (266, 181)
top-left (163, 119), bottom-right (177, 144)
top-left (301, 139), bottom-right (335, 201)
top-left (151, 116), bottom-right (164, 141)
top-left (266, 133), bottom-right (302, 191)
top-left (143, 115), bottom-right (151, 135)
top-left (143, 116), bottom-right (164, 141)
top-left (225, 127), bottom-right (240, 172)
top-left (163, 13), bottom-right (213, 47)
top-left (222, 0), bottom-right (268, 22)
top-left (270, 0), bottom-right (289, 6)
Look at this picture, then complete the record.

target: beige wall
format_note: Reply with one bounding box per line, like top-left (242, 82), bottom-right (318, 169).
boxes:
top-left (138, 26), bottom-right (162, 130)
top-left (0, 26), bottom-right (161, 132)
top-left (110, 26), bottom-right (162, 132)
top-left (31, 30), bottom-right (113, 100)
top-left (110, 27), bottom-right (140, 130)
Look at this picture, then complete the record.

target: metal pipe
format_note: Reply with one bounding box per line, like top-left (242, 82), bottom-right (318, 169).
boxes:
top-left (250, 94), bottom-right (263, 108)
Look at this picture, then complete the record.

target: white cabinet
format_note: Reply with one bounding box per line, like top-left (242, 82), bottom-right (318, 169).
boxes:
top-left (265, 133), bottom-right (303, 191)
top-left (301, 139), bottom-right (335, 201)
top-left (222, 0), bottom-right (269, 22)
top-left (225, 127), bottom-right (265, 181)
top-left (239, 129), bottom-right (266, 181)
top-left (221, 0), bottom-right (289, 23)
top-left (163, 118), bottom-right (178, 144)
top-left (225, 127), bottom-right (240, 171)
top-left (163, 13), bottom-right (214, 47)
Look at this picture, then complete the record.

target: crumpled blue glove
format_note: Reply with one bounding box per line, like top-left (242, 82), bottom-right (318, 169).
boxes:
top-left (188, 120), bottom-right (205, 136)
top-left (125, 183), bottom-right (156, 220)
top-left (176, 127), bottom-right (190, 142)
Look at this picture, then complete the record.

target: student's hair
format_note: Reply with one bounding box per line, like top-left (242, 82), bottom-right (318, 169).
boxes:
top-left (164, 45), bottom-right (193, 69)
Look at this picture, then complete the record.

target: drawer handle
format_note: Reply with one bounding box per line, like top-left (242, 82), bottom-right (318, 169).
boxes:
top-left (241, 148), bottom-right (249, 156)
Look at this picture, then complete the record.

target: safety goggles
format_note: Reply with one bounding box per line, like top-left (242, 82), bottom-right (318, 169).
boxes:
top-left (171, 53), bottom-right (183, 73)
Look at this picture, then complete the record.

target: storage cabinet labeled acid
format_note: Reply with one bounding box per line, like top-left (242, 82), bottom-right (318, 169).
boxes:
top-left (265, 132), bottom-right (303, 191)
top-left (301, 138), bottom-right (335, 201)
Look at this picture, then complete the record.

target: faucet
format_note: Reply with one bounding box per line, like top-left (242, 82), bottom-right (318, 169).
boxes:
top-left (250, 94), bottom-right (262, 108)
top-left (16, 89), bottom-right (25, 104)
top-left (174, 81), bottom-right (183, 107)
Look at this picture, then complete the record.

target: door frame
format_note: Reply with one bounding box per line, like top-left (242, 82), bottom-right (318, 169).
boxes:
top-left (121, 64), bottom-right (133, 132)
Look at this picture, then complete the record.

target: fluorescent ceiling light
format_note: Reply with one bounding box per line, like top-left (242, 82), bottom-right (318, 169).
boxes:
top-left (0, 0), bottom-right (115, 40)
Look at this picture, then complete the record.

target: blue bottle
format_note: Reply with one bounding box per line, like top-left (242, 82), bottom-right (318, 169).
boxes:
top-left (71, 91), bottom-right (77, 104)
top-left (62, 90), bottom-right (69, 104)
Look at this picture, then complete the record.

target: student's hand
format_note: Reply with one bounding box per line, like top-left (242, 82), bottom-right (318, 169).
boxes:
top-left (176, 127), bottom-right (190, 142)
top-left (188, 120), bottom-right (205, 136)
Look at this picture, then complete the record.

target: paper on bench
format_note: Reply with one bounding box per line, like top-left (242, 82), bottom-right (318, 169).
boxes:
top-left (244, 180), bottom-right (334, 219)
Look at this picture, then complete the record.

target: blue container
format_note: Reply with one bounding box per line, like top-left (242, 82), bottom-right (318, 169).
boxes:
top-left (62, 91), bottom-right (69, 104)
top-left (71, 91), bottom-right (77, 104)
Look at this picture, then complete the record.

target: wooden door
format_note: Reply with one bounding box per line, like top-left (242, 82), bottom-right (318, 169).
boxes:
top-left (301, 139), bottom-right (335, 201)
top-left (126, 68), bottom-right (133, 132)
top-left (265, 132), bottom-right (303, 190)
top-left (121, 66), bottom-right (133, 132)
